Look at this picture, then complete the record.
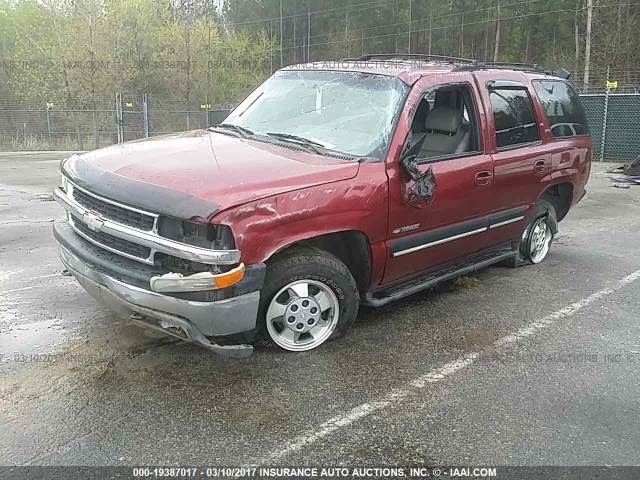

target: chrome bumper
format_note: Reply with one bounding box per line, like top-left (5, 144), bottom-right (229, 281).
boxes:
top-left (53, 185), bottom-right (240, 266)
top-left (57, 241), bottom-right (258, 358)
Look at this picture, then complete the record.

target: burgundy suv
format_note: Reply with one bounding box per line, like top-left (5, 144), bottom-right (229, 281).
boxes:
top-left (53, 55), bottom-right (592, 357)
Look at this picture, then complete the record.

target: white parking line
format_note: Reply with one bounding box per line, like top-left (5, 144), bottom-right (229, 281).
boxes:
top-left (31, 273), bottom-right (66, 281)
top-left (0, 278), bottom-right (74, 296)
top-left (0, 284), bottom-right (42, 296)
top-left (0, 272), bottom-right (71, 298)
top-left (0, 219), bottom-right (56, 226)
top-left (0, 272), bottom-right (64, 285)
top-left (258, 268), bottom-right (640, 465)
top-left (0, 270), bottom-right (19, 283)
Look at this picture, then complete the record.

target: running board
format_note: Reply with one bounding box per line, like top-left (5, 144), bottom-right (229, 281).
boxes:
top-left (363, 249), bottom-right (516, 307)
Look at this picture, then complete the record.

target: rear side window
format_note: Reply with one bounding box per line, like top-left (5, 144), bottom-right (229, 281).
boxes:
top-left (489, 88), bottom-right (540, 149)
top-left (532, 80), bottom-right (589, 138)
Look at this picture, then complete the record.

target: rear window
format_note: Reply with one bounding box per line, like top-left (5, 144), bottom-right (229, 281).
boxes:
top-left (532, 80), bottom-right (589, 138)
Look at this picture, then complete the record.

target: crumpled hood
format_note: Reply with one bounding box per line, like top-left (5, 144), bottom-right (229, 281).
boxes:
top-left (62, 129), bottom-right (359, 220)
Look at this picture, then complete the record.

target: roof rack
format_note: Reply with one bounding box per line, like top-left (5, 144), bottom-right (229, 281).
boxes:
top-left (453, 61), bottom-right (547, 73)
top-left (342, 53), bottom-right (480, 65)
top-left (453, 62), bottom-right (571, 79)
top-left (339, 54), bottom-right (571, 79)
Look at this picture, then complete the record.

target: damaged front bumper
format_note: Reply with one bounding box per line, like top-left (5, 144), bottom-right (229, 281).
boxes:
top-left (54, 219), bottom-right (265, 358)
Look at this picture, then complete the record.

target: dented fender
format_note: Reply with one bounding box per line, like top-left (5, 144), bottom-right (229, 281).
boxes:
top-left (213, 162), bottom-right (390, 285)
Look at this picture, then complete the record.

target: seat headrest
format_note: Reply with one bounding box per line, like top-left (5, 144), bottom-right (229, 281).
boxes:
top-left (412, 98), bottom-right (431, 132)
top-left (424, 106), bottom-right (463, 134)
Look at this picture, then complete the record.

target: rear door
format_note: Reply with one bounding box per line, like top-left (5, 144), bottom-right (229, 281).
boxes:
top-left (472, 72), bottom-right (552, 247)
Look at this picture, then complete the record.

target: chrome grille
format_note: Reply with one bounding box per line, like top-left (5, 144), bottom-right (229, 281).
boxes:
top-left (72, 187), bottom-right (155, 231)
top-left (72, 219), bottom-right (152, 260)
top-left (55, 178), bottom-right (241, 267)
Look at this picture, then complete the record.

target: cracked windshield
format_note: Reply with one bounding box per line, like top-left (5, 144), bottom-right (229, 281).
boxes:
top-left (224, 70), bottom-right (408, 158)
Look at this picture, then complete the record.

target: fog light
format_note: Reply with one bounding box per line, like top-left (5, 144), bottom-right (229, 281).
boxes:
top-left (150, 263), bottom-right (245, 293)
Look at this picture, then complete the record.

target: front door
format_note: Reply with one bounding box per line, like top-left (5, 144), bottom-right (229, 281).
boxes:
top-left (382, 76), bottom-right (496, 285)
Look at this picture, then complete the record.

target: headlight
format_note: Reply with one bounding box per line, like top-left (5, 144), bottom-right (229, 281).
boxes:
top-left (157, 216), bottom-right (235, 250)
top-left (150, 263), bottom-right (245, 292)
top-left (61, 174), bottom-right (69, 192)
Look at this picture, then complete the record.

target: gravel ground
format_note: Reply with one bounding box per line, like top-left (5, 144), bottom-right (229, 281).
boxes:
top-left (1, 152), bottom-right (639, 469)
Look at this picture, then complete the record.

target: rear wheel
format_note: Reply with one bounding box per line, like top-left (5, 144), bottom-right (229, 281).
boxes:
top-left (255, 247), bottom-right (359, 352)
top-left (527, 216), bottom-right (554, 263)
top-left (507, 200), bottom-right (558, 267)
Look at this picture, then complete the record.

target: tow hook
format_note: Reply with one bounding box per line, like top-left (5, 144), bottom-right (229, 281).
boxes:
top-left (130, 312), bottom-right (188, 339)
top-left (158, 320), bottom-right (188, 339)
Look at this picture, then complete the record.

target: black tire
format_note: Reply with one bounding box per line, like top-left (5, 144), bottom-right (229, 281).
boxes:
top-left (253, 246), bottom-right (359, 351)
top-left (506, 199), bottom-right (558, 268)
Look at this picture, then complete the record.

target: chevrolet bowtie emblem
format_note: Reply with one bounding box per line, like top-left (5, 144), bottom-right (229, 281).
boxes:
top-left (82, 212), bottom-right (104, 232)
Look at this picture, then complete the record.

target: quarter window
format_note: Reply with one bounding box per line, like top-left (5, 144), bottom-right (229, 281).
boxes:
top-left (489, 88), bottom-right (540, 149)
top-left (532, 80), bottom-right (589, 138)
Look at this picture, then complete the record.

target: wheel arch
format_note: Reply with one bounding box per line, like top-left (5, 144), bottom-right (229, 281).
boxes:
top-left (268, 230), bottom-right (373, 295)
top-left (539, 182), bottom-right (574, 222)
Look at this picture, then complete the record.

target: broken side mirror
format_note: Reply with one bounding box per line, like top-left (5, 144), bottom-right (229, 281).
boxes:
top-left (399, 134), bottom-right (438, 208)
top-left (399, 133), bottom-right (426, 178)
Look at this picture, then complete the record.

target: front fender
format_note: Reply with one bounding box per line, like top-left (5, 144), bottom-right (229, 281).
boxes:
top-left (213, 163), bottom-right (389, 266)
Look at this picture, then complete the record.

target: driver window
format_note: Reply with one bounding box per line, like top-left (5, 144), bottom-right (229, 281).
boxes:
top-left (407, 85), bottom-right (481, 161)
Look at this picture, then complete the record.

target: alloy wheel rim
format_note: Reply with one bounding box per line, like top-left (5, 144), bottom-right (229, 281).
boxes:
top-left (266, 279), bottom-right (340, 351)
top-left (528, 218), bottom-right (552, 263)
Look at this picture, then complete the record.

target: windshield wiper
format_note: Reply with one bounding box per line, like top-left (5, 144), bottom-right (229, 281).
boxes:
top-left (266, 132), bottom-right (326, 154)
top-left (209, 124), bottom-right (254, 139)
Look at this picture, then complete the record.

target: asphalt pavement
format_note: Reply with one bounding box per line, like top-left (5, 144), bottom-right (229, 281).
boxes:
top-left (1, 152), bottom-right (639, 469)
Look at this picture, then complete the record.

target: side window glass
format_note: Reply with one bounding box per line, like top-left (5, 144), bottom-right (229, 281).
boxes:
top-left (406, 85), bottom-right (481, 161)
top-left (532, 80), bottom-right (589, 138)
top-left (489, 88), bottom-right (540, 149)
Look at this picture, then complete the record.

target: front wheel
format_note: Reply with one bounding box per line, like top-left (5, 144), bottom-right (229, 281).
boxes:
top-left (256, 247), bottom-right (359, 352)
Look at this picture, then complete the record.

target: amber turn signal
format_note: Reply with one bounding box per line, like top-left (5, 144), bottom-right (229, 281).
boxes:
top-left (214, 263), bottom-right (245, 288)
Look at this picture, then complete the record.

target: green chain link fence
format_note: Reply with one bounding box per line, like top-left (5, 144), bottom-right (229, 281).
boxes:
top-left (581, 93), bottom-right (640, 162)
top-left (2, 92), bottom-right (639, 163)
top-left (0, 95), bottom-right (233, 151)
